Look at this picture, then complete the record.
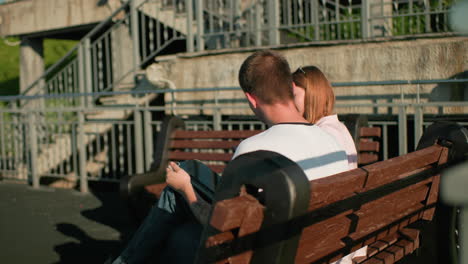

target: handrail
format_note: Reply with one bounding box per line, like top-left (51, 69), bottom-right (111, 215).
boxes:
top-left (2, 78), bottom-right (468, 102)
top-left (19, 1), bottom-right (131, 97)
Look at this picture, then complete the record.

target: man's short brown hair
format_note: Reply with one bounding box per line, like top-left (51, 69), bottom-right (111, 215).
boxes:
top-left (238, 50), bottom-right (294, 104)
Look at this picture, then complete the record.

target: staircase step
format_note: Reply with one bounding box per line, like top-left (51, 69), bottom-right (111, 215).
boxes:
top-left (98, 93), bottom-right (157, 106)
top-left (114, 82), bottom-right (136, 91)
top-left (138, 1), bottom-right (193, 35)
top-left (86, 161), bottom-right (106, 178)
top-left (94, 147), bottom-right (109, 163)
top-left (86, 110), bottom-right (131, 120)
top-left (48, 172), bottom-right (77, 189)
top-left (83, 123), bottom-right (112, 134)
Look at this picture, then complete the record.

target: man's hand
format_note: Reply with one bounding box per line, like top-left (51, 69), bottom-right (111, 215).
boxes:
top-left (166, 162), bottom-right (197, 203)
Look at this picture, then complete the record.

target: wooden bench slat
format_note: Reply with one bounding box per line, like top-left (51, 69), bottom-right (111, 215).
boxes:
top-left (206, 232), bottom-right (235, 248)
top-left (172, 130), bottom-right (262, 139)
top-left (379, 233), bottom-right (399, 247)
top-left (295, 211), bottom-right (352, 263)
top-left (359, 153), bottom-right (379, 165)
top-left (169, 152), bottom-right (233, 162)
top-left (210, 195), bottom-right (259, 232)
top-left (399, 228), bottom-right (420, 250)
top-left (308, 168), bottom-right (367, 210)
top-left (362, 144), bottom-right (443, 190)
top-left (422, 146), bottom-right (448, 220)
top-left (171, 140), bottom-right (242, 149)
top-left (363, 232), bottom-right (400, 260)
top-left (353, 256), bottom-right (368, 264)
top-left (359, 141), bottom-right (380, 152)
top-left (359, 228), bottom-right (419, 264)
top-left (370, 251), bottom-right (395, 264)
top-left (350, 181), bottom-right (430, 241)
top-left (382, 243), bottom-right (405, 263)
top-left (360, 127), bottom-right (382, 137)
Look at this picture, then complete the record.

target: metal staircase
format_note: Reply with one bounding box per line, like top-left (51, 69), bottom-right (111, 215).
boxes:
top-left (13, 0), bottom-right (192, 186)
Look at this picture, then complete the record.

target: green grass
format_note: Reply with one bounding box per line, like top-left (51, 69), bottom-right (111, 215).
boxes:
top-left (0, 37), bottom-right (77, 97)
top-left (0, 37), bottom-right (20, 97)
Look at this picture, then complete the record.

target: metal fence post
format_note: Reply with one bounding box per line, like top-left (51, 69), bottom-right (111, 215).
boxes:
top-left (414, 104), bottom-right (424, 150)
top-left (130, 0), bottom-right (141, 70)
top-left (195, 0), bottom-right (204, 52)
top-left (398, 104), bottom-right (408, 155)
top-left (11, 103), bottom-right (20, 177)
top-left (361, 0), bottom-right (370, 39)
top-left (267, 0), bottom-right (280, 45)
top-left (186, 0), bottom-right (194, 52)
top-left (254, 0), bottom-right (262, 46)
top-left (134, 110), bottom-right (144, 174)
top-left (77, 111), bottom-right (88, 193)
top-left (213, 91), bottom-right (221, 130)
top-left (423, 0), bottom-right (431, 33)
top-left (27, 112), bottom-right (39, 188)
top-left (83, 38), bottom-right (93, 107)
top-left (382, 124), bottom-right (388, 160)
top-left (78, 43), bottom-right (86, 108)
top-left (143, 110), bottom-right (153, 171)
top-left (311, 0), bottom-right (320, 41)
top-left (213, 111), bottom-right (221, 131)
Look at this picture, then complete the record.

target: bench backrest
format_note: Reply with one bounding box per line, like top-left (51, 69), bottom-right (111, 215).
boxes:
top-left (168, 130), bottom-right (261, 174)
top-left (195, 121), bottom-right (468, 264)
top-left (162, 114), bottom-right (380, 174)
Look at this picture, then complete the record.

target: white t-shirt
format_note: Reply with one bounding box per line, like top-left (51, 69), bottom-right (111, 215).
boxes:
top-left (316, 115), bottom-right (358, 169)
top-left (232, 123), bottom-right (348, 181)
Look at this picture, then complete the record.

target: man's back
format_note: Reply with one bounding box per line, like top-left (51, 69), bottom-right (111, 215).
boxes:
top-left (233, 123), bottom-right (348, 181)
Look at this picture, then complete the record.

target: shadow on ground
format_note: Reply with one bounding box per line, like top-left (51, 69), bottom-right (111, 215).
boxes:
top-left (0, 181), bottom-right (136, 264)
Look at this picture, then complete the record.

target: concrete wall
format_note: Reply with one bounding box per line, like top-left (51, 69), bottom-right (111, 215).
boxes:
top-left (0, 0), bottom-right (122, 36)
top-left (149, 37), bottom-right (468, 116)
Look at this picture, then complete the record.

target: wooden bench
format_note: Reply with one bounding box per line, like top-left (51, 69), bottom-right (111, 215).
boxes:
top-left (121, 115), bottom-right (381, 223)
top-left (192, 121), bottom-right (467, 264)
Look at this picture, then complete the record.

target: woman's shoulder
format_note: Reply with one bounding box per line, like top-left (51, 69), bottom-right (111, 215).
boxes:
top-left (316, 115), bottom-right (344, 131)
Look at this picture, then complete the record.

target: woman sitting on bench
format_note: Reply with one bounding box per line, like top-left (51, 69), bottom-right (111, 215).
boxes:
top-left (292, 66), bottom-right (365, 264)
top-left (292, 65), bottom-right (357, 169)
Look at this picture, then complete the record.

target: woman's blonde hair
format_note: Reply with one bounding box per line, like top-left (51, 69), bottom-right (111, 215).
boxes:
top-left (292, 66), bottom-right (335, 123)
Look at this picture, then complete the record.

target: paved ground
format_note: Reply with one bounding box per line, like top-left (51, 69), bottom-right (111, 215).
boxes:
top-left (0, 180), bottom-right (136, 264)
top-left (0, 180), bottom-right (445, 264)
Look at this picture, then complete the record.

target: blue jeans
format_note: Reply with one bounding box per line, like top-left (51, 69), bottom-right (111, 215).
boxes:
top-left (112, 187), bottom-right (199, 264)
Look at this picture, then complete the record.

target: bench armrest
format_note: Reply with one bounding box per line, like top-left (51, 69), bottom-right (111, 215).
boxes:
top-left (119, 116), bottom-right (185, 203)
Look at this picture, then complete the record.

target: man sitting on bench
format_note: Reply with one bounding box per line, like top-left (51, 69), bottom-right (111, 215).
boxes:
top-left (111, 50), bottom-right (349, 264)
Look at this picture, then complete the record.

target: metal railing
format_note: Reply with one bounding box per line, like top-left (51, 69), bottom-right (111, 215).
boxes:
top-left (18, 0), bottom-right (188, 109)
top-left (186, 0), bottom-right (455, 52)
top-left (1, 78), bottom-right (467, 191)
top-left (17, 0), bottom-right (456, 108)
